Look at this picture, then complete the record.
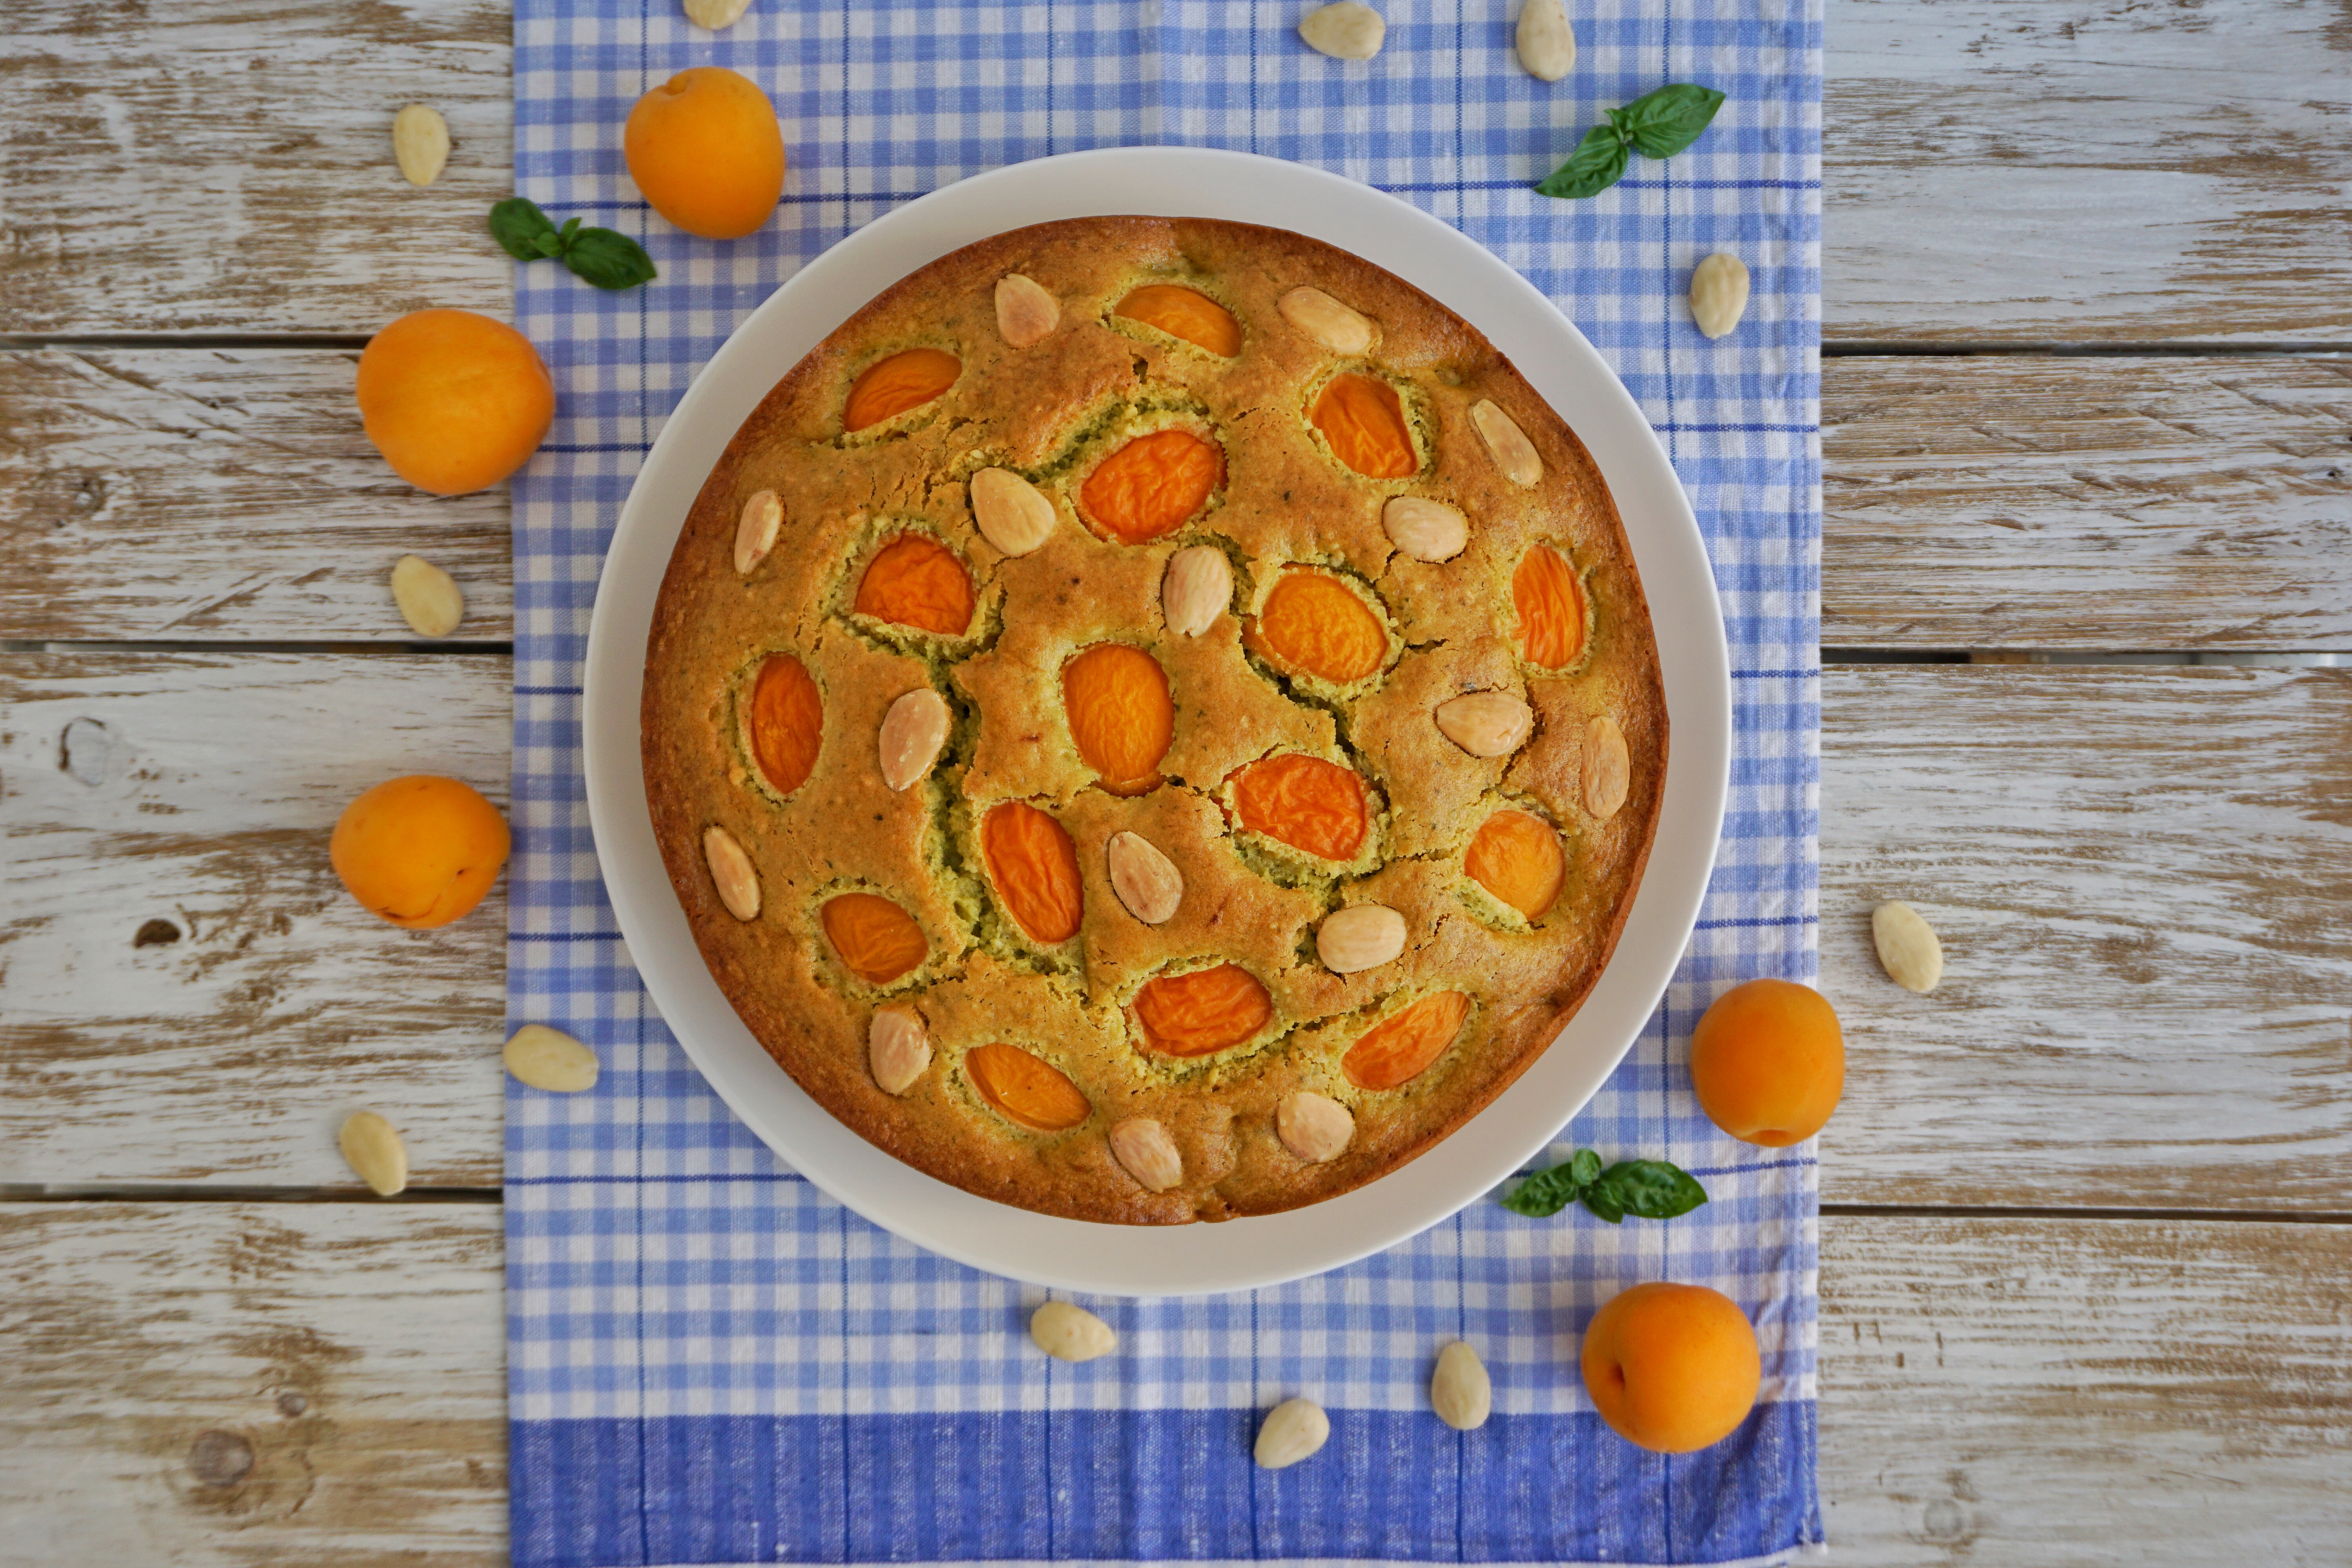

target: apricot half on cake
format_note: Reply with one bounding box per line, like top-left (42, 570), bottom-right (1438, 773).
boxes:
top-left (637, 216), bottom-right (1669, 1224)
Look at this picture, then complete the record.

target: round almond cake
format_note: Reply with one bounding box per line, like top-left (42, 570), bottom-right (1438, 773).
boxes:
top-left (641, 216), bottom-right (1666, 1225)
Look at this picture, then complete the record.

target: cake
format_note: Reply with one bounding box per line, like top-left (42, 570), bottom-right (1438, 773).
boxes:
top-left (641, 216), bottom-right (1666, 1225)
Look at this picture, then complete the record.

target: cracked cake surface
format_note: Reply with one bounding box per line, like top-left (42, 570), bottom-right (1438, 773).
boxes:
top-left (641, 216), bottom-right (1667, 1225)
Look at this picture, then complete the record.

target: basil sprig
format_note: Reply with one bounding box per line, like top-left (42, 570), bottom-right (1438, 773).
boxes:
top-left (1535, 83), bottom-right (1726, 200)
top-left (1500, 1147), bottom-right (1709, 1223)
top-left (489, 198), bottom-right (659, 291)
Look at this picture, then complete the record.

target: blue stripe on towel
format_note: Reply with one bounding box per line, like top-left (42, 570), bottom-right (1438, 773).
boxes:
top-left (512, 1405), bottom-right (1818, 1568)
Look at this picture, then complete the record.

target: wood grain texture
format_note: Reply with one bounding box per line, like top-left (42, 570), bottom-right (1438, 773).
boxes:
top-left (0, 349), bottom-right (514, 641)
top-left (1823, 355), bottom-right (2352, 650)
top-left (0, 0), bottom-right (512, 336)
top-left (0, 653), bottom-right (509, 1189)
top-left (8, 350), bottom-right (2348, 646)
top-left (3, 1203), bottom-right (2344, 1566)
top-left (6, 654), bottom-right (2346, 1206)
top-left (0, 1203), bottom-right (506, 1568)
top-left (1816, 1214), bottom-right (2352, 1564)
top-left (1821, 663), bottom-right (2352, 1210)
top-left (3, 0), bottom-right (2346, 340)
top-left (1824, 0), bottom-right (2352, 343)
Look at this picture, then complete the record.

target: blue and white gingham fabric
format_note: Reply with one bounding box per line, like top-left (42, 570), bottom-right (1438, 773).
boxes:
top-left (506, 3), bottom-right (1821, 1564)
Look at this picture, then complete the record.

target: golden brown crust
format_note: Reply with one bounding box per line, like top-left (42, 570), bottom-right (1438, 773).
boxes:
top-left (641, 217), bottom-right (1668, 1225)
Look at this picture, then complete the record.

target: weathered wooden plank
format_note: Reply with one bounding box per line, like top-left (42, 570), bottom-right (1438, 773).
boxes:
top-left (2, 0), bottom-right (2345, 341)
top-left (1822, 355), bottom-right (2352, 651)
top-left (9, 349), bottom-right (2349, 647)
top-left (1822, 0), bottom-right (2352, 343)
top-left (1816, 1214), bottom-right (2352, 1564)
top-left (0, 0), bottom-right (511, 336)
top-left (0, 653), bottom-right (509, 1189)
top-left (0, 1203), bottom-right (507, 1568)
top-left (2, 1203), bottom-right (2344, 1565)
top-left (5, 653), bottom-right (2347, 1207)
top-left (0, 349), bottom-right (514, 642)
top-left (1820, 663), bottom-right (2352, 1211)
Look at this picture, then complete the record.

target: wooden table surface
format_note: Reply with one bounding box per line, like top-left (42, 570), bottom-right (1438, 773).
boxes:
top-left (4, 0), bottom-right (2348, 1562)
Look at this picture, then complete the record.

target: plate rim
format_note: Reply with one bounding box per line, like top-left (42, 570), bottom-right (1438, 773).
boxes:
top-left (578, 145), bottom-right (1729, 1298)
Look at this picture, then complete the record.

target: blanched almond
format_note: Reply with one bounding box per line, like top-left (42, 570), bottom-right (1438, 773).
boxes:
top-left (1029, 1300), bottom-right (1116, 1362)
top-left (734, 489), bottom-right (782, 574)
top-left (1581, 715), bottom-right (1630, 821)
top-left (1382, 496), bottom-right (1468, 563)
top-left (1690, 252), bottom-right (1751, 340)
top-left (1434, 691), bottom-right (1534, 758)
top-left (1470, 399), bottom-right (1543, 487)
top-left (1278, 287), bottom-right (1375, 355)
top-left (969, 467), bottom-right (1056, 557)
top-left (878, 688), bottom-right (951, 791)
top-left (702, 824), bottom-right (760, 920)
top-left (681, 0), bottom-right (750, 27)
top-left (391, 104), bottom-right (450, 187)
top-left (1430, 1341), bottom-right (1492, 1430)
top-left (1105, 831), bottom-right (1183, 925)
top-left (338, 1111), bottom-right (408, 1196)
top-left (1107, 1117), bottom-right (1183, 1192)
top-left (1254, 1397), bottom-right (1331, 1468)
top-left (1160, 545), bottom-right (1231, 637)
top-left (1316, 904), bottom-right (1406, 974)
top-left (1872, 900), bottom-right (1944, 993)
top-left (995, 274), bottom-right (1061, 348)
top-left (868, 1005), bottom-right (932, 1094)
top-left (1298, 2), bottom-right (1384, 59)
top-left (1276, 1091), bottom-right (1354, 1163)
top-left (503, 1024), bottom-right (599, 1093)
top-left (1515, 0), bottom-right (1576, 81)
top-left (390, 554), bottom-right (465, 638)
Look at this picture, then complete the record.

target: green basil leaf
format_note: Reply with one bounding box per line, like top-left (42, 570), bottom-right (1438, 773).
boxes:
top-left (562, 227), bottom-right (659, 291)
top-left (557, 216), bottom-right (583, 252)
top-left (1581, 1185), bottom-right (1627, 1224)
top-left (532, 231), bottom-right (565, 259)
top-left (1616, 83), bottom-right (1726, 161)
top-left (1588, 1159), bottom-right (1710, 1221)
top-left (1570, 1147), bottom-right (1603, 1187)
top-left (489, 197), bottom-right (558, 262)
top-left (1500, 1161), bottom-right (1587, 1217)
top-left (1535, 123), bottom-right (1632, 200)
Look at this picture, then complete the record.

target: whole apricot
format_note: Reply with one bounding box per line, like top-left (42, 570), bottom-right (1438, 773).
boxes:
top-left (1580, 1281), bottom-right (1761, 1454)
top-left (356, 310), bottom-right (554, 497)
top-left (1688, 978), bottom-right (1845, 1147)
top-left (624, 67), bottom-right (786, 240)
top-left (330, 775), bottom-right (511, 929)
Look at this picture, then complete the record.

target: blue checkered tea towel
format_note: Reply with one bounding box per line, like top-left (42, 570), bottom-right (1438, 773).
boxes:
top-left (505, 1), bottom-right (1822, 1563)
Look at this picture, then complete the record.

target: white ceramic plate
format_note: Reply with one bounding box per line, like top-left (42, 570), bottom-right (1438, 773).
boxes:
top-left (582, 146), bottom-right (1728, 1298)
